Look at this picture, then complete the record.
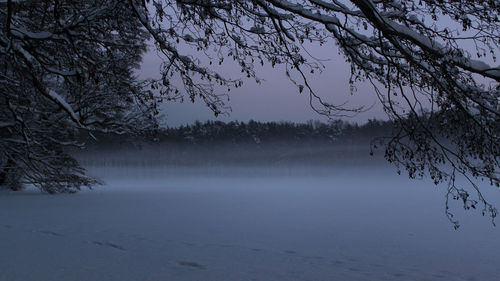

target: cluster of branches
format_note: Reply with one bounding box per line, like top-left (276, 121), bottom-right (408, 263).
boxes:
top-left (0, 1), bottom-right (158, 193)
top-left (1, 0), bottom-right (499, 226)
top-left (138, 0), bottom-right (499, 227)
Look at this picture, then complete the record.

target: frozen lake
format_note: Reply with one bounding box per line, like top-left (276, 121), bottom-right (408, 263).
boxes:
top-left (1, 163), bottom-right (499, 281)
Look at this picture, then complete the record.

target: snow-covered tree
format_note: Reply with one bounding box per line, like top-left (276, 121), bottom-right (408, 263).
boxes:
top-left (1, 1), bottom-right (157, 193)
top-left (1, 0), bottom-right (499, 225)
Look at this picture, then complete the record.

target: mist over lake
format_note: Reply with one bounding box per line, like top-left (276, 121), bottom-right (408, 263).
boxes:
top-left (1, 132), bottom-right (499, 281)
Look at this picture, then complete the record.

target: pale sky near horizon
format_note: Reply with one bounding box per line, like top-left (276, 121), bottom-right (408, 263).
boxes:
top-left (139, 43), bottom-right (387, 127)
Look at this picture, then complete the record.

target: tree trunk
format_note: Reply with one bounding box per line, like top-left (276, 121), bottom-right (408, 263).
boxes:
top-left (0, 158), bottom-right (23, 191)
top-left (0, 164), bottom-right (6, 186)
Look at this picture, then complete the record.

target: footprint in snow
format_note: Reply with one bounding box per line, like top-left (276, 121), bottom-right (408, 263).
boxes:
top-left (38, 230), bottom-right (64, 237)
top-left (176, 260), bottom-right (205, 269)
top-left (93, 241), bottom-right (126, 251)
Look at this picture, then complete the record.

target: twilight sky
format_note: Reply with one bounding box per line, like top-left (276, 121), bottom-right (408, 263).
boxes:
top-left (139, 43), bottom-right (387, 127)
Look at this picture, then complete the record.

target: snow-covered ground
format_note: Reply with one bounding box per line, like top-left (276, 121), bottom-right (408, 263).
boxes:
top-left (1, 163), bottom-right (499, 281)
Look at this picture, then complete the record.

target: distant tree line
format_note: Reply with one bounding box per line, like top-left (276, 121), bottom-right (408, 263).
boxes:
top-left (85, 119), bottom-right (394, 147)
top-left (164, 119), bottom-right (395, 145)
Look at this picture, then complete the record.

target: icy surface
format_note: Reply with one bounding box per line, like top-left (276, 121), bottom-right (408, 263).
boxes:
top-left (1, 163), bottom-right (499, 281)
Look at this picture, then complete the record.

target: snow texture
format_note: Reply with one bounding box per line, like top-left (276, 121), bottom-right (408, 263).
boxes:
top-left (1, 160), bottom-right (499, 281)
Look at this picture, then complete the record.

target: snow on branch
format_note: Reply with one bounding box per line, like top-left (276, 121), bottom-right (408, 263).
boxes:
top-left (11, 42), bottom-right (83, 126)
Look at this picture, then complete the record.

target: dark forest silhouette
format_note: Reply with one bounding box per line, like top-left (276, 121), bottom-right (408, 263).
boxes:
top-left (84, 119), bottom-right (392, 146)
